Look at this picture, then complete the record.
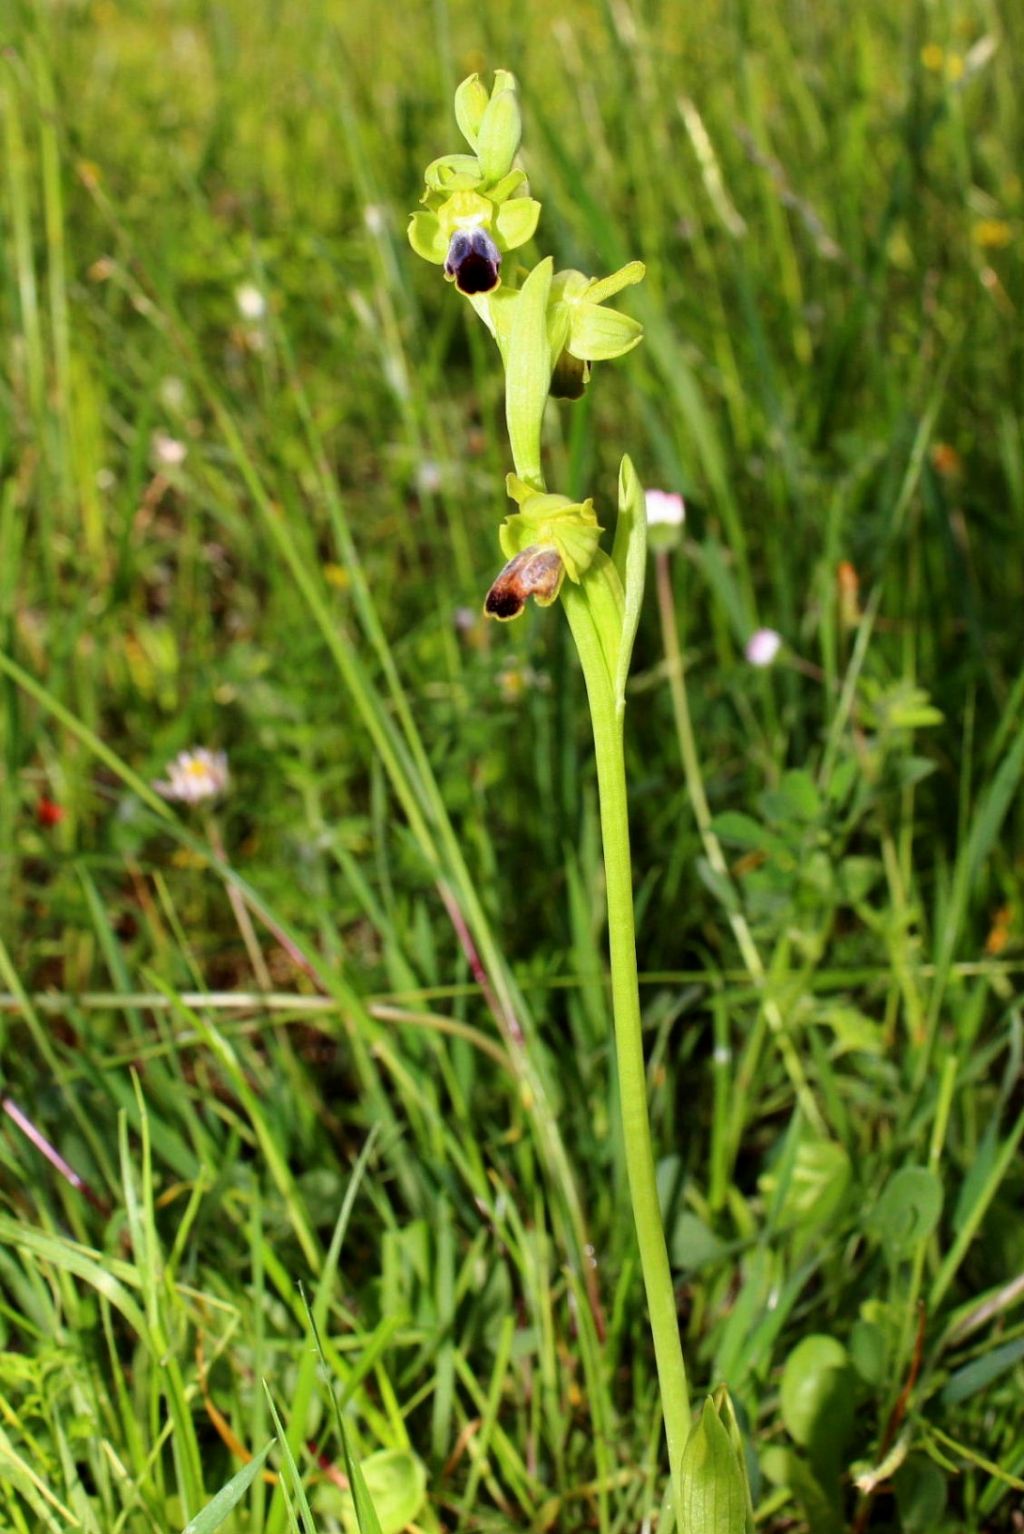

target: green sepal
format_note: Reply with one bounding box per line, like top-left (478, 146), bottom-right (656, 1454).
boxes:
top-left (611, 454), bottom-right (647, 709)
top-left (567, 302), bottom-right (644, 361)
top-left (586, 260), bottom-right (646, 304)
top-left (407, 211), bottom-right (447, 265)
top-left (478, 88), bottom-right (522, 183)
top-left (454, 74), bottom-right (490, 150)
top-left (678, 1393), bottom-right (755, 1534)
top-left (488, 168), bottom-right (528, 204)
top-left (495, 197), bottom-right (541, 252)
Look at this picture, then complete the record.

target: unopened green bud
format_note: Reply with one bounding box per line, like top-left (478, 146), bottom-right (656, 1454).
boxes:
top-left (678, 1391), bottom-right (755, 1534)
top-left (477, 86), bottom-right (522, 183)
top-left (454, 73), bottom-right (490, 150)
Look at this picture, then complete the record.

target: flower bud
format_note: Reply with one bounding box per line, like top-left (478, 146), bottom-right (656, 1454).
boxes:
top-left (444, 228), bottom-right (502, 295)
top-left (678, 1390), bottom-right (755, 1534)
top-left (477, 87), bottom-right (522, 183)
top-left (454, 73), bottom-right (490, 150)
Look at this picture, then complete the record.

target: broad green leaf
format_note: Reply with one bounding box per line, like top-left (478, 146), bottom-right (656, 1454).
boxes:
top-left (758, 769), bottom-right (821, 825)
top-left (505, 258), bottom-right (552, 485)
top-left (849, 1319), bottom-right (888, 1386)
top-left (869, 1166), bottom-right (943, 1260)
top-left (612, 455), bottom-right (646, 709)
top-left (182, 1443), bottom-right (273, 1534)
top-left (761, 1447), bottom-right (842, 1534)
top-left (477, 89), bottom-right (521, 183)
top-left (894, 1457), bottom-right (948, 1532)
top-left (710, 811), bottom-right (790, 859)
top-left (759, 1139), bottom-right (851, 1235)
top-left (780, 1335), bottom-right (855, 1479)
top-left (316, 1449), bottom-right (427, 1534)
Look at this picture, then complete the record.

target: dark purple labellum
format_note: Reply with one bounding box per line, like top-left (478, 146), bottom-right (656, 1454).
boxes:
top-left (444, 228), bottom-right (501, 295)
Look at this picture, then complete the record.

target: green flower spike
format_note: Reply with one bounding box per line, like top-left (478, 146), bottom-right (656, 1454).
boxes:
top-left (548, 261), bottom-right (646, 398)
top-left (408, 72), bottom-right (541, 296)
top-left (484, 475), bottom-right (603, 621)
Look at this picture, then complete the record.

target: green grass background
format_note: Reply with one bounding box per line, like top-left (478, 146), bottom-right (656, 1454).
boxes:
top-left (2, 0), bottom-right (1023, 1529)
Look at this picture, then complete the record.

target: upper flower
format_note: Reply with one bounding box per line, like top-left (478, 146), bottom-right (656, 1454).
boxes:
top-left (547, 262), bottom-right (646, 398)
top-left (408, 72), bottom-right (541, 296)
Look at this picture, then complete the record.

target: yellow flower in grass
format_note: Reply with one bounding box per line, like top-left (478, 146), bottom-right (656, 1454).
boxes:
top-left (972, 219), bottom-right (1012, 250)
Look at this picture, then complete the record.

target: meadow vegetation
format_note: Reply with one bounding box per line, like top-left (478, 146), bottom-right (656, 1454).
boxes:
top-left (1, 1), bottom-right (1023, 1530)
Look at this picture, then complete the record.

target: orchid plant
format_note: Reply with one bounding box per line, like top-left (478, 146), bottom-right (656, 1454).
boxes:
top-left (409, 72), bottom-right (754, 1534)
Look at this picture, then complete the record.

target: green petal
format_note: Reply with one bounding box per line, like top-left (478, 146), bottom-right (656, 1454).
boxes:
top-left (585, 260), bottom-right (646, 304)
top-left (494, 197), bottom-right (541, 252)
top-left (477, 89), bottom-right (522, 183)
top-left (454, 74), bottom-right (489, 150)
top-left (407, 212), bottom-right (447, 265)
top-left (567, 302), bottom-right (644, 361)
top-left (488, 168), bottom-right (527, 204)
top-left (424, 154), bottom-right (482, 193)
top-left (505, 473), bottom-right (537, 508)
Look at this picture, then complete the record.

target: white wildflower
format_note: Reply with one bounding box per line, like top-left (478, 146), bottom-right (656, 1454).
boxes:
top-left (645, 488), bottom-right (686, 527)
top-left (152, 431), bottom-right (187, 468)
top-left (235, 283), bottom-right (266, 321)
top-left (154, 748), bottom-right (229, 804)
top-left (745, 628), bottom-right (782, 667)
top-left (416, 460), bottom-right (443, 495)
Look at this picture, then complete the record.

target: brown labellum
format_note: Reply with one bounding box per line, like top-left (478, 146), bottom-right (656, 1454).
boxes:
top-left (484, 546), bottom-right (564, 621)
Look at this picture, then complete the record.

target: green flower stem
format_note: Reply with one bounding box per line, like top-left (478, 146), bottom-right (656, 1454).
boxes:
top-left (563, 582), bottom-right (690, 1518)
